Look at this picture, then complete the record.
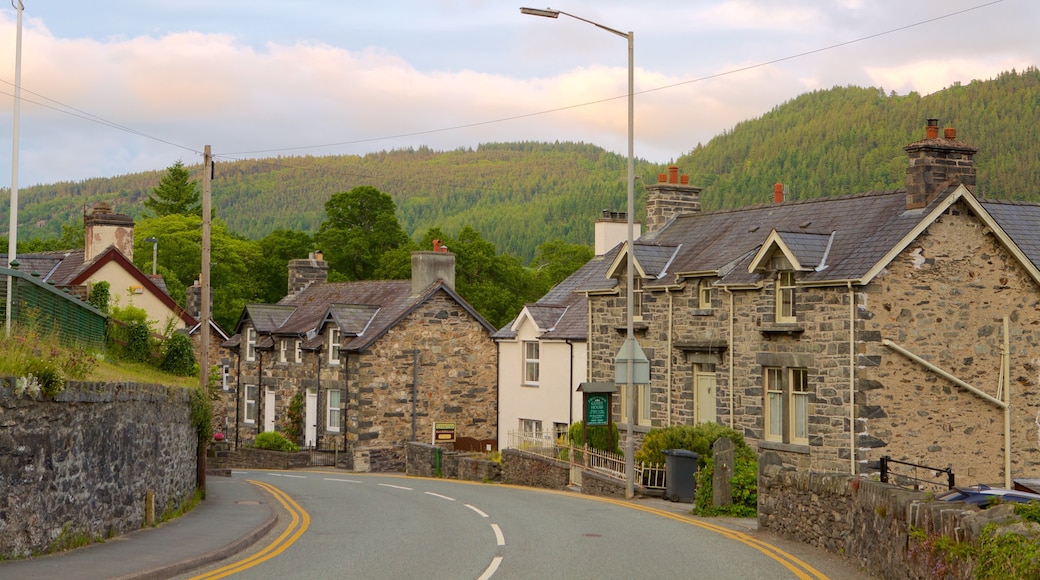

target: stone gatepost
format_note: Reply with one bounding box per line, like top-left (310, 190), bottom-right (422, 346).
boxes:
top-left (713, 437), bottom-right (734, 507)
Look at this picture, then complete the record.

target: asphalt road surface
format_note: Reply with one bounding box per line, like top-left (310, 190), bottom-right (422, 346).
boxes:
top-left (180, 470), bottom-right (841, 580)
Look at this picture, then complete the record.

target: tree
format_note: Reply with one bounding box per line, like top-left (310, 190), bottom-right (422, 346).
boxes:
top-left (315, 186), bottom-right (412, 281)
top-left (144, 160), bottom-right (201, 217)
top-left (256, 229), bottom-right (314, 302)
top-left (530, 239), bottom-right (594, 293)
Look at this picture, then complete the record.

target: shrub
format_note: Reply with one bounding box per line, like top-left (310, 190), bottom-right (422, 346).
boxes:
top-left (88, 280), bottom-right (110, 313)
top-left (284, 392), bottom-right (305, 444)
top-left (635, 423), bottom-right (752, 466)
top-left (693, 454), bottom-right (758, 517)
top-left (255, 431), bottom-right (299, 453)
top-left (24, 357), bottom-right (66, 397)
top-left (567, 421), bottom-right (621, 454)
top-left (125, 321), bottom-right (154, 363)
top-left (190, 386), bottom-right (213, 443)
top-left (159, 333), bottom-right (197, 376)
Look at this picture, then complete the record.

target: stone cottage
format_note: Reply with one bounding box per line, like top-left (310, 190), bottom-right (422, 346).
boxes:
top-left (222, 244), bottom-right (499, 471)
top-left (579, 119), bottom-right (1040, 486)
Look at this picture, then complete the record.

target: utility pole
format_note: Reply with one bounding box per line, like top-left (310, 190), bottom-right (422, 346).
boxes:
top-left (5, 0), bottom-right (25, 337)
top-left (198, 145), bottom-right (212, 493)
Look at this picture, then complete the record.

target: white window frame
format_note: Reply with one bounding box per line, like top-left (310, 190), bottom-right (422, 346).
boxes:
top-left (553, 422), bottom-right (569, 442)
top-left (326, 389), bottom-right (342, 433)
top-left (245, 327), bottom-right (257, 362)
top-left (764, 366), bottom-right (809, 445)
top-left (631, 277), bottom-right (643, 321)
top-left (776, 271), bottom-right (796, 323)
top-left (244, 384), bottom-right (258, 424)
top-left (328, 327), bottom-right (341, 365)
top-left (520, 418), bottom-right (543, 439)
top-left (522, 341), bottom-right (540, 386)
top-left (294, 339), bottom-right (302, 363)
top-left (279, 338), bottom-right (288, 363)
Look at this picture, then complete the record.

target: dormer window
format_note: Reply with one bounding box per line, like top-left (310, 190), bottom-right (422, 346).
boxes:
top-left (698, 279), bottom-right (712, 310)
top-left (776, 271), bottom-right (796, 323)
top-left (245, 327), bottom-right (257, 362)
top-left (328, 327), bottom-right (341, 365)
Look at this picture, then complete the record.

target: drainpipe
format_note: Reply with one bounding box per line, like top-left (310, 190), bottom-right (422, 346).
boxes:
top-left (257, 349), bottom-right (264, 436)
top-left (315, 344), bottom-right (323, 448)
top-left (1003, 317), bottom-right (1011, 488)
top-left (848, 281), bottom-right (856, 475)
top-left (666, 292), bottom-right (673, 425)
top-left (412, 349), bottom-right (419, 441)
top-left (567, 340), bottom-right (574, 429)
top-left (724, 286), bottom-right (735, 427)
top-left (235, 347), bottom-right (241, 450)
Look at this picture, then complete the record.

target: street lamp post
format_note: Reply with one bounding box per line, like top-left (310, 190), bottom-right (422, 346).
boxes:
top-left (521, 6), bottom-right (639, 498)
top-left (144, 237), bottom-right (158, 276)
top-left (5, 0), bottom-right (25, 337)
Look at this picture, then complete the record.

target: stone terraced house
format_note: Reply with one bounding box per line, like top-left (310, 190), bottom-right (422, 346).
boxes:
top-left (222, 244), bottom-right (498, 471)
top-left (570, 120), bottom-right (1040, 485)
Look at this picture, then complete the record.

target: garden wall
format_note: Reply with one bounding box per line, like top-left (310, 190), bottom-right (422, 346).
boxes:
top-left (0, 379), bottom-right (197, 558)
top-left (758, 451), bottom-right (1031, 579)
top-left (405, 442), bottom-right (501, 482)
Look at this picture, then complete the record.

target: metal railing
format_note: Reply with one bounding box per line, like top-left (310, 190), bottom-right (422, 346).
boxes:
top-left (879, 455), bottom-right (955, 491)
top-left (506, 431), bottom-right (666, 491)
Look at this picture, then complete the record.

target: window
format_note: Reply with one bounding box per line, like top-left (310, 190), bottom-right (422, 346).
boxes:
top-left (328, 327), bottom-right (341, 365)
top-left (523, 341), bottom-right (540, 385)
top-left (619, 383), bottom-right (652, 427)
top-left (520, 418), bottom-right (543, 439)
top-left (327, 389), bottom-right (342, 432)
top-left (699, 279), bottom-right (712, 310)
top-left (554, 422), bottom-right (569, 442)
top-left (776, 271), bottom-right (796, 323)
top-left (245, 327), bottom-right (257, 362)
top-left (279, 338), bottom-right (288, 363)
top-left (631, 277), bottom-right (643, 321)
top-left (764, 366), bottom-right (809, 445)
top-left (221, 365), bottom-right (230, 391)
top-left (294, 339), bottom-right (302, 363)
top-left (244, 384), bottom-right (258, 424)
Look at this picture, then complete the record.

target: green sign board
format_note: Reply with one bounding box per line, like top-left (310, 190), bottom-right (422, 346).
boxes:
top-left (586, 393), bottom-right (610, 426)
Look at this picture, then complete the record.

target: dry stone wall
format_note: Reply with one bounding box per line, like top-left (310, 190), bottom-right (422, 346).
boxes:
top-left (0, 379), bottom-right (197, 558)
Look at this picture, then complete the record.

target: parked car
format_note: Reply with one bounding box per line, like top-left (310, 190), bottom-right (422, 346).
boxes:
top-left (937, 484), bottom-right (1040, 506)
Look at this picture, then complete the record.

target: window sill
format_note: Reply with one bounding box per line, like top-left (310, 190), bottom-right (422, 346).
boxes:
top-left (692, 308), bottom-right (713, 316)
top-left (758, 440), bottom-right (810, 454)
top-left (521, 383), bottom-right (540, 388)
top-left (617, 422), bottom-right (653, 434)
top-left (758, 324), bottom-right (804, 335)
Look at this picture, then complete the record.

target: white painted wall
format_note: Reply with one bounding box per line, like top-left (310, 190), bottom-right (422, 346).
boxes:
top-left (496, 316), bottom-right (586, 450)
top-left (87, 262), bottom-right (186, 331)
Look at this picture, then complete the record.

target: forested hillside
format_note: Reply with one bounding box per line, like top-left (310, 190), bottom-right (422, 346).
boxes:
top-left (682, 67), bottom-right (1040, 209)
top-left (3, 67), bottom-right (1039, 261)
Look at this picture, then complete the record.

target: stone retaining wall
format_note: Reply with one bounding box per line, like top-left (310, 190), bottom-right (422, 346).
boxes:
top-left (207, 446), bottom-right (312, 470)
top-left (406, 442), bottom-right (501, 482)
top-left (500, 448), bottom-right (570, 489)
top-left (0, 379), bottom-right (197, 558)
top-left (758, 451), bottom-right (1036, 579)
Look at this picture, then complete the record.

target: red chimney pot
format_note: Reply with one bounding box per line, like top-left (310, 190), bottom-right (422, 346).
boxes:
top-left (926, 118), bottom-right (939, 140)
top-left (944, 127), bottom-right (956, 140)
top-left (680, 174), bottom-right (690, 185)
top-left (658, 173), bottom-right (667, 183)
top-left (668, 166), bottom-right (679, 184)
top-left (774, 183), bottom-right (784, 204)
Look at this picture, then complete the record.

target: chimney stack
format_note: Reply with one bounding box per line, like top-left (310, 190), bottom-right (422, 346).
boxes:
top-left (645, 165), bottom-right (701, 232)
top-left (84, 202), bottom-right (135, 262)
top-left (905, 119), bottom-right (977, 210)
top-left (594, 210), bottom-right (632, 255)
top-left (412, 242), bottom-right (456, 295)
top-left (286, 251), bottom-right (329, 298)
top-left (773, 183), bottom-right (785, 204)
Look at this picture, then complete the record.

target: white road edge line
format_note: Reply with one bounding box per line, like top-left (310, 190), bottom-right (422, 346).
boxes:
top-left (424, 491), bottom-right (456, 501)
top-left (465, 504), bottom-right (489, 518)
top-left (266, 473), bottom-right (307, 478)
top-left (378, 483), bottom-right (413, 490)
top-left (324, 478), bottom-right (361, 483)
top-left (477, 556), bottom-right (503, 580)
top-left (491, 523), bottom-right (505, 546)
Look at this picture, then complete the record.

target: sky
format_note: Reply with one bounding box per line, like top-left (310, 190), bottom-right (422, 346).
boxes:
top-left (0, 0), bottom-right (1037, 187)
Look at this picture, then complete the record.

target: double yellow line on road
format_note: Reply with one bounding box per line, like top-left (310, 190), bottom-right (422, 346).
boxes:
top-left (189, 480), bottom-right (310, 580)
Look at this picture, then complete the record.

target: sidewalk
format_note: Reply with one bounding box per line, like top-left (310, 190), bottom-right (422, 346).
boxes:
top-left (0, 476), bottom-right (275, 580)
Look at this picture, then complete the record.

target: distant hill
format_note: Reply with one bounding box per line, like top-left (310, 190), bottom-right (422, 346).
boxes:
top-left (3, 67), bottom-right (1038, 262)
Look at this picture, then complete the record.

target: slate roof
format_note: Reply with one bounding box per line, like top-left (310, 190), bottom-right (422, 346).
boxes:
top-left (632, 188), bottom-right (954, 289)
top-left (979, 199), bottom-right (1040, 269)
top-left (230, 278), bottom-right (495, 354)
top-left (494, 248), bottom-right (619, 341)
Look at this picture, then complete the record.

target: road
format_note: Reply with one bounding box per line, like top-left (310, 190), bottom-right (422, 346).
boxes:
top-left (180, 471), bottom-right (839, 580)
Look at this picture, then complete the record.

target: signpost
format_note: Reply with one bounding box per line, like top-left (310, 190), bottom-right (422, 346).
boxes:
top-left (433, 422), bottom-right (456, 443)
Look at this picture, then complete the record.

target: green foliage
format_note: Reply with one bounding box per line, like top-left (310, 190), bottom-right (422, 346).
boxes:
top-left (284, 391), bottom-right (305, 444)
top-left (159, 333), bottom-right (197, 376)
top-left (693, 455), bottom-right (758, 517)
top-left (256, 229), bottom-right (314, 302)
top-left (190, 386), bottom-right (214, 443)
top-left (23, 357), bottom-right (67, 397)
top-left (88, 280), bottom-right (110, 313)
top-left (145, 160), bottom-right (201, 217)
top-left (531, 239), bottom-right (594, 291)
top-left (635, 423), bottom-right (753, 465)
top-left (1015, 501), bottom-right (1040, 525)
top-left (316, 185), bottom-right (413, 281)
top-left (567, 421), bottom-right (621, 454)
top-left (254, 431), bottom-right (300, 453)
top-left (124, 322), bottom-right (154, 363)
top-left (970, 524), bottom-right (1040, 579)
